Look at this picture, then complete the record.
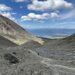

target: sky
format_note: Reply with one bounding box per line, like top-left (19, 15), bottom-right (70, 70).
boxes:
top-left (0, 0), bottom-right (75, 29)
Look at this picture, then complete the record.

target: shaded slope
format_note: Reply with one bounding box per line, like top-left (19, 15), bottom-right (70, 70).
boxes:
top-left (34, 33), bottom-right (75, 60)
top-left (0, 15), bottom-right (44, 45)
top-left (0, 45), bottom-right (75, 75)
top-left (21, 40), bottom-right (42, 49)
top-left (0, 46), bottom-right (52, 75)
top-left (0, 35), bottom-right (17, 47)
top-left (0, 33), bottom-right (75, 75)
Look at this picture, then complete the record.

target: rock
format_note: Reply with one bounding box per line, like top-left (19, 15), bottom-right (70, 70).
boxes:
top-left (4, 53), bottom-right (19, 64)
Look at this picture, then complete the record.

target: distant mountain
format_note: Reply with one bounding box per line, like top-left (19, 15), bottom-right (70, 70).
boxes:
top-left (0, 15), bottom-right (44, 45)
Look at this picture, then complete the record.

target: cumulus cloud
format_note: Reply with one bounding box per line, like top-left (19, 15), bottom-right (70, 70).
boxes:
top-left (21, 12), bottom-right (59, 21)
top-left (0, 12), bottom-right (16, 21)
top-left (51, 12), bottom-right (59, 18)
top-left (28, 0), bottom-right (73, 11)
top-left (0, 4), bottom-right (12, 11)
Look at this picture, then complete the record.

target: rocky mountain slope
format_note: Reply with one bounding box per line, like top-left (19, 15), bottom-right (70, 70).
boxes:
top-left (32, 33), bottom-right (75, 62)
top-left (0, 43), bottom-right (75, 75)
top-left (0, 45), bottom-right (57, 75)
top-left (0, 15), bottom-right (44, 45)
top-left (21, 40), bottom-right (43, 49)
top-left (0, 35), bottom-right (17, 47)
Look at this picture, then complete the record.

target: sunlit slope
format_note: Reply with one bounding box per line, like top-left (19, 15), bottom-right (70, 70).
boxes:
top-left (0, 15), bottom-right (44, 45)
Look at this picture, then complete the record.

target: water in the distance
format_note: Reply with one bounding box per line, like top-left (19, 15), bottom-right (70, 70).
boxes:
top-left (27, 28), bottom-right (75, 38)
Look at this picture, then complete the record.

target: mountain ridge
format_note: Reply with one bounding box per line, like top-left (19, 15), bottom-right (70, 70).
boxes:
top-left (0, 15), bottom-right (44, 45)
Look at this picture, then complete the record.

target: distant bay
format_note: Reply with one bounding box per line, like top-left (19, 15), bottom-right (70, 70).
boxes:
top-left (26, 28), bottom-right (75, 38)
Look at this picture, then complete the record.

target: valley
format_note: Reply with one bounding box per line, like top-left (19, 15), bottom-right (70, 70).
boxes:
top-left (0, 15), bottom-right (75, 75)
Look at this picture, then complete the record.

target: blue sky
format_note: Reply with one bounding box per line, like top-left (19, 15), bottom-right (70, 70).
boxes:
top-left (0, 0), bottom-right (75, 29)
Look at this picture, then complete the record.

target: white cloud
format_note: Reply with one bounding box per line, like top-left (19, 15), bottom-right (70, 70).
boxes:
top-left (0, 12), bottom-right (15, 21)
top-left (0, 4), bottom-right (12, 11)
top-left (21, 12), bottom-right (59, 21)
top-left (21, 13), bottom-right (49, 21)
top-left (0, 4), bottom-right (16, 21)
top-left (28, 0), bottom-right (73, 11)
top-left (13, 0), bottom-right (27, 2)
top-left (21, 16), bottom-right (31, 21)
top-left (51, 12), bottom-right (59, 18)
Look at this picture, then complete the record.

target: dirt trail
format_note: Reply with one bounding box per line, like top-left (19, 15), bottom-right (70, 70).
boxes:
top-left (41, 57), bottom-right (75, 75)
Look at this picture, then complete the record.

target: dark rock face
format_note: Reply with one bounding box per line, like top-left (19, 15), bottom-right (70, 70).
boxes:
top-left (0, 36), bottom-right (17, 47)
top-left (4, 53), bottom-right (19, 64)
